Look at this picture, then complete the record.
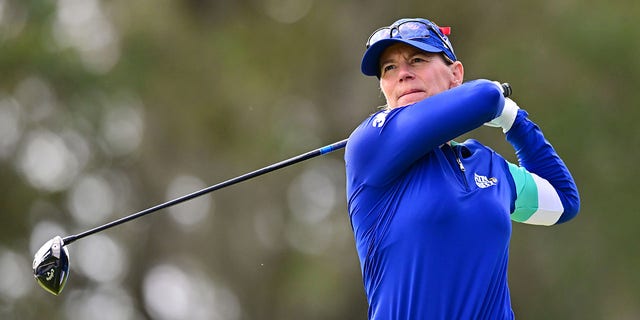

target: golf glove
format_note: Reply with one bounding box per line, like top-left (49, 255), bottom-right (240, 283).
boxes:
top-left (485, 81), bottom-right (519, 132)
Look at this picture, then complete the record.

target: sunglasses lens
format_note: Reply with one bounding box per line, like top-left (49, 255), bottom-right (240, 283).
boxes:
top-left (367, 27), bottom-right (391, 48)
top-left (397, 21), bottom-right (431, 39)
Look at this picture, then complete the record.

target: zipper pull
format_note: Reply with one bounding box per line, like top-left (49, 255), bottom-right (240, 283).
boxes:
top-left (455, 154), bottom-right (465, 172)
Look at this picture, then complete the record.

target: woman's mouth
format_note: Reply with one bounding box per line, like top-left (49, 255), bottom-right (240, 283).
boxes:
top-left (398, 89), bottom-right (426, 101)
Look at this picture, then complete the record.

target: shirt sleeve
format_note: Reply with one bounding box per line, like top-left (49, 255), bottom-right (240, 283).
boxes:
top-left (346, 80), bottom-right (505, 187)
top-left (505, 109), bottom-right (580, 225)
top-left (507, 162), bottom-right (566, 225)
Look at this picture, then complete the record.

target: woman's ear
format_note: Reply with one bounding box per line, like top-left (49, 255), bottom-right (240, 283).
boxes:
top-left (450, 61), bottom-right (464, 87)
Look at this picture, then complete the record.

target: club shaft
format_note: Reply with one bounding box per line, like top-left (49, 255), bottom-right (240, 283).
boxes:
top-left (62, 138), bottom-right (348, 246)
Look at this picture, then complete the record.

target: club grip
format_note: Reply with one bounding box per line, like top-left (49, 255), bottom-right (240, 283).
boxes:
top-left (501, 83), bottom-right (512, 97)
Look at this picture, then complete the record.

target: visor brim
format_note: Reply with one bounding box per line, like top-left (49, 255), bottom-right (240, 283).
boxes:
top-left (361, 38), bottom-right (447, 76)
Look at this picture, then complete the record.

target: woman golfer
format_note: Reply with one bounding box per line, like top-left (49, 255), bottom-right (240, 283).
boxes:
top-left (345, 17), bottom-right (580, 319)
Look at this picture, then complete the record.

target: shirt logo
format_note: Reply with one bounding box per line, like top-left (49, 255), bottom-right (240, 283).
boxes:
top-left (372, 110), bottom-right (389, 128)
top-left (474, 173), bottom-right (498, 188)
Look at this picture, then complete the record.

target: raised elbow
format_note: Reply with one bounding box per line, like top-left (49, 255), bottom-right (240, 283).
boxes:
top-left (556, 191), bottom-right (581, 224)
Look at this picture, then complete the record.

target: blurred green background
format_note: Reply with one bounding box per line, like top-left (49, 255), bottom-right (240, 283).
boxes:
top-left (1, 0), bottom-right (638, 319)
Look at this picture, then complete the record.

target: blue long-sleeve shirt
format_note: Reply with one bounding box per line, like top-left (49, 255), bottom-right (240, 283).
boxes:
top-left (345, 80), bottom-right (579, 320)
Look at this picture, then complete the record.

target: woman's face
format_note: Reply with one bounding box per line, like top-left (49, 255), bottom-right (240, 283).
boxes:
top-left (378, 43), bottom-right (463, 109)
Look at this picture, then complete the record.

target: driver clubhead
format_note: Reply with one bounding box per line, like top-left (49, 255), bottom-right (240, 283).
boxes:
top-left (33, 236), bottom-right (70, 295)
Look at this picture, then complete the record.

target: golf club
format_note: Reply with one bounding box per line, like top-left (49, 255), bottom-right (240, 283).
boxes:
top-left (33, 138), bottom-right (347, 295)
top-left (32, 83), bottom-right (512, 295)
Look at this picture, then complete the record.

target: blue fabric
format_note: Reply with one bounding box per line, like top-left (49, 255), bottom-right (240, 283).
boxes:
top-left (344, 80), bottom-right (579, 319)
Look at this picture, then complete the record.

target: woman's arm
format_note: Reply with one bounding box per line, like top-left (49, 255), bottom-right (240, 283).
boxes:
top-left (505, 109), bottom-right (580, 225)
top-left (346, 80), bottom-right (505, 186)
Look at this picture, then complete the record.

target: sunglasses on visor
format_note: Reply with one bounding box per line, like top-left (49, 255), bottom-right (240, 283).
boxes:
top-left (365, 20), bottom-right (454, 55)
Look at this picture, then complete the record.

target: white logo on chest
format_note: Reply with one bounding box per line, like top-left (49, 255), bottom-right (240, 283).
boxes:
top-left (474, 173), bottom-right (498, 188)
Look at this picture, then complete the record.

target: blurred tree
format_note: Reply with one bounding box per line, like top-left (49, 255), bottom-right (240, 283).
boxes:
top-left (1, 0), bottom-right (638, 319)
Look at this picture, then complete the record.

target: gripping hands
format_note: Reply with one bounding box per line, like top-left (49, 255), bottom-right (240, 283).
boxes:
top-left (485, 81), bottom-right (520, 132)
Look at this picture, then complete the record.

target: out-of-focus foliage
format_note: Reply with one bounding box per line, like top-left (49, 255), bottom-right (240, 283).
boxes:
top-left (1, 0), bottom-right (638, 319)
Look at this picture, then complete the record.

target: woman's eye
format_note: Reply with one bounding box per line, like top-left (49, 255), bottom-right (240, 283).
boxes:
top-left (382, 64), bottom-right (396, 73)
top-left (411, 57), bottom-right (426, 63)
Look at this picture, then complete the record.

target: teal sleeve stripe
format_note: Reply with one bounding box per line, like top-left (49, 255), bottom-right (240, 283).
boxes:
top-left (507, 162), bottom-right (539, 222)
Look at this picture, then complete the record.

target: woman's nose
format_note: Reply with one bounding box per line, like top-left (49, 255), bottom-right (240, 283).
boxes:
top-left (397, 63), bottom-right (415, 81)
